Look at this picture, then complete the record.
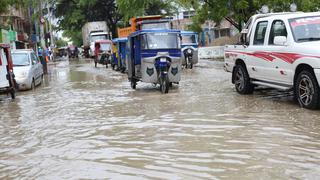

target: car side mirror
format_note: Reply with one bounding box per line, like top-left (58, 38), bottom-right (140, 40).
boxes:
top-left (274, 36), bottom-right (287, 46)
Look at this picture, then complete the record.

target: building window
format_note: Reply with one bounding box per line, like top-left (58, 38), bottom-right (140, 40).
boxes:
top-left (183, 11), bottom-right (195, 19)
top-left (220, 29), bottom-right (230, 37)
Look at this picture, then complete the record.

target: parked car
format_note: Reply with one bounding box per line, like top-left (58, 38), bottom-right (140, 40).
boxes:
top-left (224, 12), bottom-right (320, 109)
top-left (0, 44), bottom-right (16, 99)
top-left (11, 49), bottom-right (43, 90)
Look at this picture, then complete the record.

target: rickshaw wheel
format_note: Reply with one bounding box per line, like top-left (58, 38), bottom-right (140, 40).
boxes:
top-left (112, 64), bottom-right (115, 70)
top-left (190, 63), bottom-right (193, 69)
top-left (160, 76), bottom-right (169, 94)
top-left (131, 81), bottom-right (137, 89)
top-left (95, 61), bottom-right (97, 68)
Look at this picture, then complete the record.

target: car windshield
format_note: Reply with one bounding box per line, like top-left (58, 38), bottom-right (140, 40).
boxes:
top-left (182, 34), bottom-right (197, 44)
top-left (289, 16), bottom-right (320, 42)
top-left (90, 35), bottom-right (108, 42)
top-left (142, 33), bottom-right (179, 49)
top-left (12, 53), bottom-right (30, 66)
top-left (100, 43), bottom-right (111, 51)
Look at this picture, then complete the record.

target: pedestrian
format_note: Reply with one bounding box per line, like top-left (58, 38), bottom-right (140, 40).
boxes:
top-left (38, 47), bottom-right (48, 74)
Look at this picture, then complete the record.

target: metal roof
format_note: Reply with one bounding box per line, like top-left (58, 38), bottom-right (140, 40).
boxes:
top-left (129, 29), bottom-right (180, 37)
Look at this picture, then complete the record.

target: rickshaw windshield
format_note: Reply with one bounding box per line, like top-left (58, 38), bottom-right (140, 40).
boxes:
top-left (12, 53), bottom-right (30, 66)
top-left (100, 43), bottom-right (111, 51)
top-left (142, 33), bottom-right (179, 49)
top-left (182, 34), bottom-right (197, 44)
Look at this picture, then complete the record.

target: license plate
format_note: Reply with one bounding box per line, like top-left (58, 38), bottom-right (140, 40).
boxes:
top-left (160, 58), bottom-right (167, 62)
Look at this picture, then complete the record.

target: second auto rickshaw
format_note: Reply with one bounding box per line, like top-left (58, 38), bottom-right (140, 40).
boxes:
top-left (112, 38), bottom-right (128, 73)
top-left (181, 31), bottom-right (199, 69)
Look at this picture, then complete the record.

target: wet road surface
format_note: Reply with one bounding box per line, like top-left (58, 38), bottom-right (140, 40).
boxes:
top-left (1, 59), bottom-right (320, 179)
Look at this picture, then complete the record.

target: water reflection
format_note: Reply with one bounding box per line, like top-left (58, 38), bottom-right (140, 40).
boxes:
top-left (0, 59), bottom-right (319, 179)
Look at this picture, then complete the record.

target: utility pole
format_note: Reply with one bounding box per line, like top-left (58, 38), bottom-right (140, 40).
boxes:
top-left (47, 1), bottom-right (54, 47)
top-left (39, 0), bottom-right (48, 74)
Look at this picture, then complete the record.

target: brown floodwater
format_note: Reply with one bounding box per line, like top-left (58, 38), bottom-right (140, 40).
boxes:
top-left (1, 59), bottom-right (320, 179)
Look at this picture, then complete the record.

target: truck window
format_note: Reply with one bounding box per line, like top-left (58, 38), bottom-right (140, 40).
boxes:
top-left (253, 21), bottom-right (268, 45)
top-left (269, 20), bottom-right (287, 45)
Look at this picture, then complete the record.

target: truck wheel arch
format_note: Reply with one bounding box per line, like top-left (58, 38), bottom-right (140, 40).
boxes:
top-left (294, 64), bottom-right (314, 83)
top-left (232, 59), bottom-right (247, 84)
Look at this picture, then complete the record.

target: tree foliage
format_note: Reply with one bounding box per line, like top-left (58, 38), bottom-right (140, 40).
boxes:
top-left (116, 0), bottom-right (178, 23)
top-left (54, 0), bottom-right (121, 46)
top-left (179, 0), bottom-right (320, 32)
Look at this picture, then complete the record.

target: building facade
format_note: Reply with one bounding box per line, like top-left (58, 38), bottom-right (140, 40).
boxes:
top-left (0, 5), bottom-right (33, 49)
top-left (172, 8), bottom-right (239, 46)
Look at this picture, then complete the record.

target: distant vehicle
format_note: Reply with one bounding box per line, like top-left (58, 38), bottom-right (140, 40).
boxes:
top-left (67, 45), bottom-right (79, 59)
top-left (11, 49), bottom-right (43, 90)
top-left (181, 31), bottom-right (199, 69)
top-left (57, 47), bottom-right (68, 57)
top-left (82, 21), bottom-right (111, 58)
top-left (224, 12), bottom-right (320, 109)
top-left (94, 40), bottom-right (112, 68)
top-left (0, 44), bottom-right (16, 99)
top-left (127, 29), bottom-right (182, 94)
top-left (112, 38), bottom-right (128, 73)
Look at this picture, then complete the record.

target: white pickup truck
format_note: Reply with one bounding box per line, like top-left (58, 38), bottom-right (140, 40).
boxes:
top-left (225, 12), bottom-right (320, 109)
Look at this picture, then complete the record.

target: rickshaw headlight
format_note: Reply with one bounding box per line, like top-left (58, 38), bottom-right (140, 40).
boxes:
top-left (160, 58), bottom-right (167, 63)
top-left (187, 49), bottom-right (192, 54)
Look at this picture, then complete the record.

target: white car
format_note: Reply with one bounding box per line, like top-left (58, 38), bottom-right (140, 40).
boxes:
top-left (225, 12), bottom-right (320, 109)
top-left (11, 49), bottom-right (44, 90)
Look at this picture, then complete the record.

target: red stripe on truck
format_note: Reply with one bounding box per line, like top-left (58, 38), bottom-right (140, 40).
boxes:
top-left (225, 51), bottom-right (320, 64)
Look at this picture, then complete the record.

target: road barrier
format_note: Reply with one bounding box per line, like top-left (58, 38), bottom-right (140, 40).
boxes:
top-left (199, 46), bottom-right (224, 59)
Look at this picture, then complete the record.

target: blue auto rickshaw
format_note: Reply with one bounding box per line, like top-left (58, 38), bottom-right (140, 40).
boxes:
top-left (181, 31), bottom-right (199, 69)
top-left (111, 39), bottom-right (119, 70)
top-left (127, 29), bottom-right (182, 94)
top-left (112, 38), bottom-right (128, 73)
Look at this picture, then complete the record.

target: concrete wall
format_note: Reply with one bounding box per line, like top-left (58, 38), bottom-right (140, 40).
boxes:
top-left (198, 46), bottom-right (224, 59)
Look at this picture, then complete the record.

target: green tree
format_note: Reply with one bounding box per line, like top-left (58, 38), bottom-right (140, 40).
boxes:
top-left (0, 0), bottom-right (21, 13)
top-left (116, 0), bottom-right (177, 23)
top-left (54, 0), bottom-right (122, 44)
top-left (55, 37), bottom-right (67, 47)
top-left (179, 0), bottom-right (320, 32)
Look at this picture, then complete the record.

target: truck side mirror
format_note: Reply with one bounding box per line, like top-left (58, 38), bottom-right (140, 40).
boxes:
top-left (240, 29), bottom-right (249, 46)
top-left (241, 29), bottom-right (249, 34)
top-left (274, 36), bottom-right (287, 46)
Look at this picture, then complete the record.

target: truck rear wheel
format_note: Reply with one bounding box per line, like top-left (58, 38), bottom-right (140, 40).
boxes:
top-left (295, 70), bottom-right (320, 109)
top-left (233, 65), bottom-right (254, 94)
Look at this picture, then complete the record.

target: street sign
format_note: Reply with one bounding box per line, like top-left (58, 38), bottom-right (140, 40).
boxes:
top-left (8, 31), bottom-right (16, 41)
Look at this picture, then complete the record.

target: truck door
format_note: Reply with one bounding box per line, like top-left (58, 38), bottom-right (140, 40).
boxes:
top-left (246, 20), bottom-right (271, 80)
top-left (263, 20), bottom-right (292, 84)
top-left (0, 48), bottom-right (10, 88)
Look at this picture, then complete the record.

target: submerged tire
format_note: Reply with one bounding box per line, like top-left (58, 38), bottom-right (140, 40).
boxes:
top-left (31, 79), bottom-right (35, 91)
top-left (131, 81), bottom-right (136, 89)
top-left (160, 75), bottom-right (169, 94)
top-left (295, 70), bottom-right (320, 109)
top-left (233, 65), bottom-right (254, 94)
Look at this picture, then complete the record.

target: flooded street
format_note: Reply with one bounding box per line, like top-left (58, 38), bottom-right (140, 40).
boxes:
top-left (1, 59), bottom-right (320, 179)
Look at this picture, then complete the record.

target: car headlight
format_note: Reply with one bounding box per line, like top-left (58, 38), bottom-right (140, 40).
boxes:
top-left (187, 49), bottom-right (192, 54)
